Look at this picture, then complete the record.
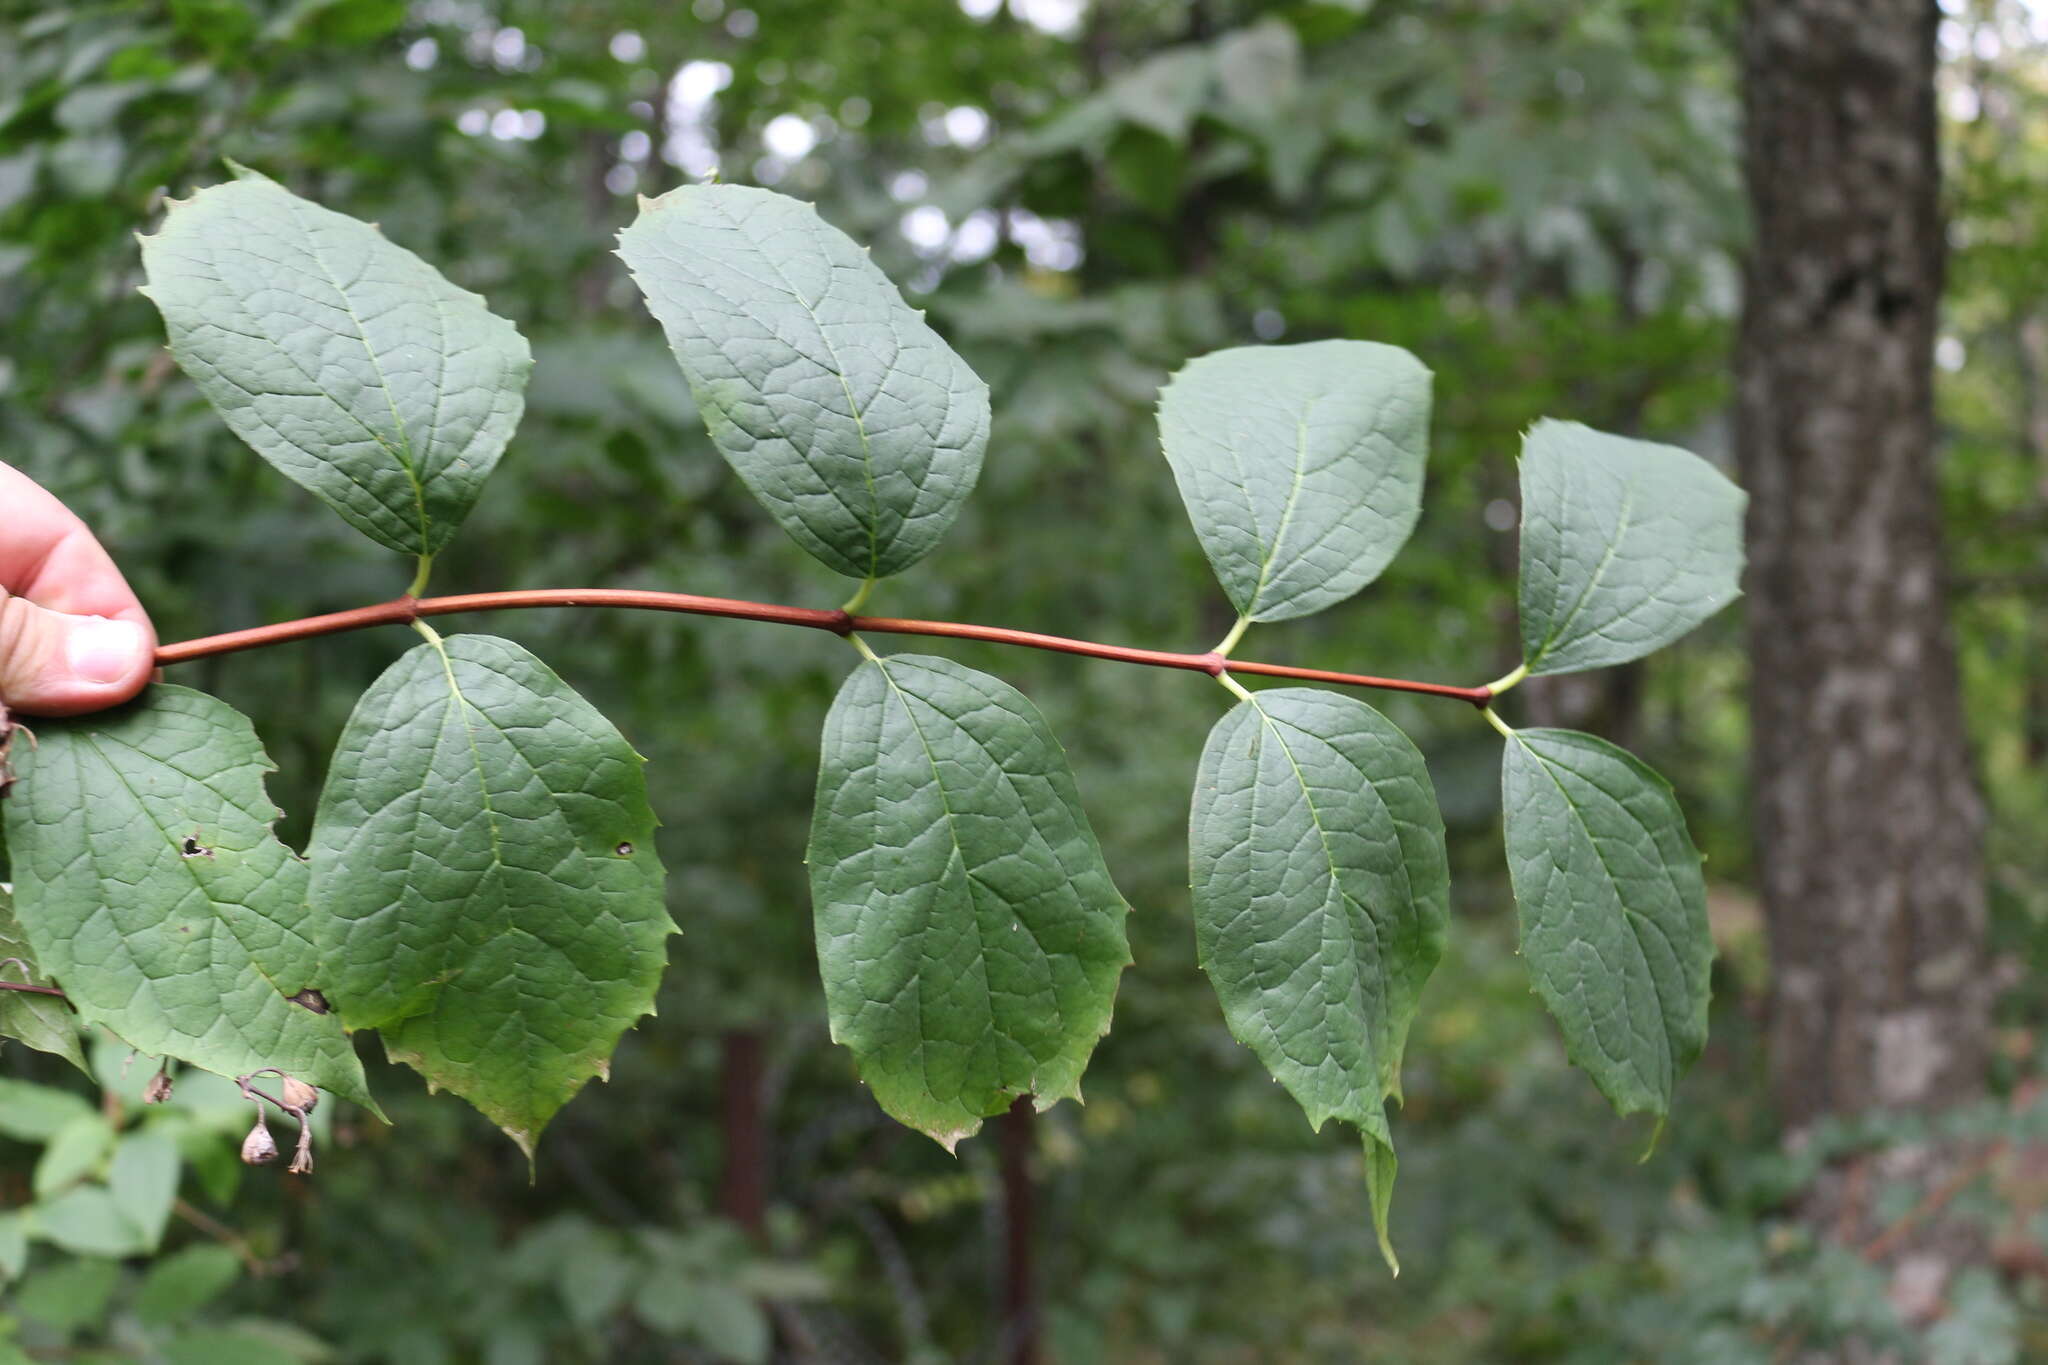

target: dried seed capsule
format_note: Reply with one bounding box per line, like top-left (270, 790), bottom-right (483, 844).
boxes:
top-left (279, 1077), bottom-right (319, 1114)
top-left (241, 1117), bottom-right (278, 1165)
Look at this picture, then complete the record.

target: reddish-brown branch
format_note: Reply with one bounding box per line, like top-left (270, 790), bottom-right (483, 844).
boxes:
top-left (154, 590), bottom-right (1495, 706)
top-left (0, 590), bottom-right (1497, 1013)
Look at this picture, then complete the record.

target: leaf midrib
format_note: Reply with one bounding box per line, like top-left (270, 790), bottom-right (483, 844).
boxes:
top-left (706, 195), bottom-right (885, 578)
top-left (281, 192), bottom-right (434, 551)
top-left (1529, 467), bottom-right (1638, 669)
top-left (1513, 733), bottom-right (1680, 1102)
top-left (1246, 697), bottom-right (1392, 1120)
top-left (871, 659), bottom-right (1070, 1099)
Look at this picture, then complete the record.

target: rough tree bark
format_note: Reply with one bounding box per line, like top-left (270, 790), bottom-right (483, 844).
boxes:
top-left (1738, 0), bottom-right (1989, 1129)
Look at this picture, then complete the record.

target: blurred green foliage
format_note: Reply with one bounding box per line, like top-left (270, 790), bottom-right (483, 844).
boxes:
top-left (1, 0), bottom-right (2045, 1360)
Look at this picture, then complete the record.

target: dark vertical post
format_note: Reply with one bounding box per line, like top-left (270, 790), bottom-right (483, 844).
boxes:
top-left (720, 1028), bottom-right (767, 1240)
top-left (999, 1096), bottom-right (1039, 1365)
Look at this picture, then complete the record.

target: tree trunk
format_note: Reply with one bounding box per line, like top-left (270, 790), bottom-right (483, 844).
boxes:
top-left (1738, 0), bottom-right (1989, 1129)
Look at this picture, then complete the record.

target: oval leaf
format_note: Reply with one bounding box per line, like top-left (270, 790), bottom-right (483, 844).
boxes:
top-left (1158, 340), bottom-right (1431, 622)
top-left (618, 184), bottom-right (990, 580)
top-left (1189, 688), bottom-right (1446, 1269)
top-left (109, 1132), bottom-right (179, 1250)
top-left (0, 887), bottom-right (88, 1074)
top-left (1500, 727), bottom-right (1712, 1118)
top-left (2, 687), bottom-right (373, 1108)
top-left (138, 166), bottom-right (532, 557)
top-left (1190, 689), bottom-right (1448, 1121)
top-left (306, 632), bottom-right (673, 1154)
top-left (1516, 420), bottom-right (1745, 676)
top-left (808, 653), bottom-right (1131, 1150)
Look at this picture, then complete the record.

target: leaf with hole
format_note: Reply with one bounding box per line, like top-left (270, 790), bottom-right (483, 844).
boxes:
top-left (618, 183), bottom-right (989, 580)
top-left (138, 164), bottom-right (531, 556)
top-left (306, 633), bottom-right (672, 1154)
top-left (1515, 420), bottom-right (1745, 676)
top-left (1159, 340), bottom-right (1431, 622)
top-left (1188, 687), bottom-right (1446, 1267)
top-left (808, 653), bottom-right (1131, 1150)
top-left (1500, 727), bottom-right (1712, 1118)
top-left (2, 687), bottom-right (373, 1107)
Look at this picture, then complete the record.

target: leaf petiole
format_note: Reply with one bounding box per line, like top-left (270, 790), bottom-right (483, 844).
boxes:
top-left (840, 576), bottom-right (878, 615)
top-left (1216, 670), bottom-right (1255, 704)
top-left (407, 554), bottom-right (434, 600)
top-left (1211, 615), bottom-right (1251, 658)
top-left (1483, 662), bottom-right (1529, 697)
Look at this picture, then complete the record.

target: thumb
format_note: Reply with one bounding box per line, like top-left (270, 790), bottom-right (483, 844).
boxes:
top-left (0, 591), bottom-right (155, 717)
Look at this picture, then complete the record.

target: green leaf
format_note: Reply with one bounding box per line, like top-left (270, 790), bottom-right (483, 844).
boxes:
top-left (1190, 689), bottom-right (1446, 1121)
top-left (0, 887), bottom-right (87, 1074)
top-left (692, 1286), bottom-right (770, 1365)
top-left (1515, 420), bottom-right (1746, 676)
top-left (12, 1256), bottom-right (118, 1331)
top-left (1214, 20), bottom-right (1301, 123)
top-left (3, 687), bottom-right (373, 1108)
top-left (617, 184), bottom-right (989, 580)
top-left (808, 653), bottom-right (1131, 1150)
top-left (109, 1133), bottom-right (179, 1250)
top-left (33, 1187), bottom-right (147, 1258)
top-left (1108, 47), bottom-right (1214, 142)
top-left (0, 1078), bottom-right (95, 1142)
top-left (0, 1211), bottom-right (26, 1281)
top-left (136, 1244), bottom-right (242, 1325)
top-left (1500, 728), bottom-right (1713, 1118)
top-left (306, 632), bottom-right (672, 1154)
top-left (137, 166), bottom-right (532, 557)
top-left (1188, 688), bottom-right (1445, 1271)
top-left (163, 1328), bottom-right (303, 1365)
top-left (1158, 341), bottom-right (1432, 622)
top-left (31, 1115), bottom-right (113, 1199)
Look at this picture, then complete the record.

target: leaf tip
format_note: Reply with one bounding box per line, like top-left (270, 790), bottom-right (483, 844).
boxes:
top-left (928, 1121), bottom-right (977, 1155)
top-left (1638, 1114), bottom-right (1668, 1163)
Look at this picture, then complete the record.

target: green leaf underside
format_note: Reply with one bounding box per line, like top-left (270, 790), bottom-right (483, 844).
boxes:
top-left (137, 167), bottom-right (531, 556)
top-left (1189, 689), bottom-right (1447, 1134)
top-left (1, 687), bottom-right (372, 1107)
top-left (1500, 728), bottom-right (1712, 1118)
top-left (0, 886), bottom-right (87, 1073)
top-left (808, 654), bottom-right (1131, 1150)
top-left (617, 184), bottom-right (990, 580)
top-left (1516, 420), bottom-right (1746, 676)
top-left (1158, 340), bottom-right (1431, 622)
top-left (306, 633), bottom-right (672, 1153)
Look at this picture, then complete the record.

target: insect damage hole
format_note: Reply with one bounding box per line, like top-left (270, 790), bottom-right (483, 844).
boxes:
top-left (615, 842), bottom-right (634, 857)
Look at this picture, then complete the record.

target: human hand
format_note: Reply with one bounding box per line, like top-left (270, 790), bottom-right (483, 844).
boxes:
top-left (0, 462), bottom-right (156, 717)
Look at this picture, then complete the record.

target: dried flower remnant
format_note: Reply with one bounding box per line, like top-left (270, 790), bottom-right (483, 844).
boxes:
top-left (241, 1114), bottom-right (278, 1165)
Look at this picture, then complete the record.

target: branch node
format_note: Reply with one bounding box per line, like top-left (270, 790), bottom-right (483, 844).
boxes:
top-left (1200, 652), bottom-right (1227, 677)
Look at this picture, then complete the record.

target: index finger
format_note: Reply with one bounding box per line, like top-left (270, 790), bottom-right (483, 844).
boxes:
top-left (0, 462), bottom-right (154, 631)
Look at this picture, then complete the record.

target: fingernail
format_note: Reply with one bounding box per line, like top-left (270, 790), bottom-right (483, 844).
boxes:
top-left (67, 618), bottom-right (147, 685)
